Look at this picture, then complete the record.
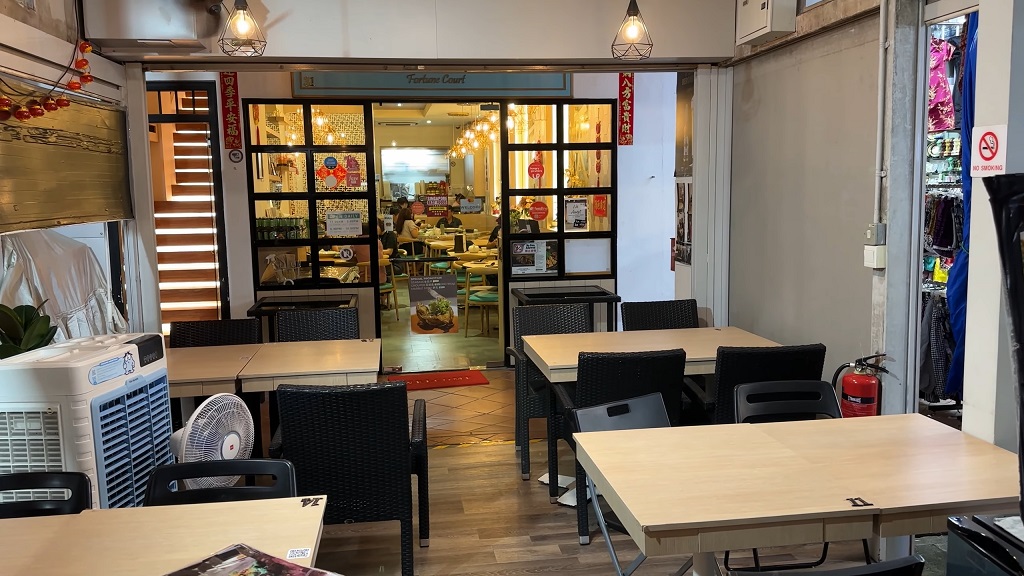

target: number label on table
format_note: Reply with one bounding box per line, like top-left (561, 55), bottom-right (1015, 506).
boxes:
top-left (286, 548), bottom-right (312, 559)
top-left (301, 497), bottom-right (323, 507)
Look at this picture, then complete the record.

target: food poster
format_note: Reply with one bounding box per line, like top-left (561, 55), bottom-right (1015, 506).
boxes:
top-left (325, 211), bottom-right (362, 237)
top-left (409, 275), bottom-right (459, 334)
top-left (511, 240), bottom-right (557, 275)
top-left (426, 195), bottom-right (449, 217)
top-left (564, 198), bottom-right (588, 229)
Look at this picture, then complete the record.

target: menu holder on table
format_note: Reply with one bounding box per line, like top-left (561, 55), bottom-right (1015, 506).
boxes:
top-left (166, 543), bottom-right (340, 576)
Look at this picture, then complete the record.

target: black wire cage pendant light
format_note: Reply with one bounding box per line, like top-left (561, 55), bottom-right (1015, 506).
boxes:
top-left (611, 0), bottom-right (653, 61)
top-left (218, 0), bottom-right (267, 57)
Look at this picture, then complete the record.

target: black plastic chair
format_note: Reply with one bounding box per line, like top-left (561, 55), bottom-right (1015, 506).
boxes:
top-left (168, 319), bottom-right (262, 348)
top-left (505, 303), bottom-right (593, 480)
top-left (276, 382), bottom-right (428, 576)
top-left (276, 307), bottom-right (360, 341)
top-left (734, 380), bottom-right (842, 423)
top-left (550, 349), bottom-right (687, 544)
top-left (620, 299), bottom-right (699, 331)
top-left (0, 472), bottom-right (92, 519)
top-left (728, 554), bottom-right (925, 576)
top-left (712, 344), bottom-right (827, 425)
top-left (143, 459), bottom-right (296, 506)
top-left (728, 380), bottom-right (869, 572)
top-left (573, 394), bottom-right (693, 576)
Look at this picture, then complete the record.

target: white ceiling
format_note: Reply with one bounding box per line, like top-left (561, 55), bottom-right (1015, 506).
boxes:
top-left (372, 102), bottom-right (499, 127)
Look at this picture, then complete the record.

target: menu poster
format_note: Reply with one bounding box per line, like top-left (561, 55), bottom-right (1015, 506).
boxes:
top-left (325, 211), bottom-right (363, 237)
top-left (511, 240), bottom-right (555, 275)
top-left (409, 275), bottom-right (459, 334)
top-left (382, 214), bottom-right (394, 232)
top-left (459, 198), bottom-right (483, 214)
top-left (564, 198), bottom-right (588, 229)
top-left (426, 194), bottom-right (449, 218)
top-left (165, 543), bottom-right (340, 576)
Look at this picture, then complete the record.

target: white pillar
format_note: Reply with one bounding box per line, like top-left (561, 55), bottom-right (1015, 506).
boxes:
top-left (961, 0), bottom-right (1024, 451)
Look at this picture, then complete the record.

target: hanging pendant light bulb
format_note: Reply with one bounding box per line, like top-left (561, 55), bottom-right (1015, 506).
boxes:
top-left (218, 0), bottom-right (267, 57)
top-left (611, 0), bottom-right (653, 61)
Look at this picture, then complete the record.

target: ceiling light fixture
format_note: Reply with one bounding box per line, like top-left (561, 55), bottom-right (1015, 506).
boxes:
top-left (611, 0), bottom-right (653, 61)
top-left (218, 0), bottom-right (267, 57)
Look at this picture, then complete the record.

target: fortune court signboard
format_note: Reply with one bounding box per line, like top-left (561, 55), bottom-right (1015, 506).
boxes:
top-left (293, 72), bottom-right (572, 98)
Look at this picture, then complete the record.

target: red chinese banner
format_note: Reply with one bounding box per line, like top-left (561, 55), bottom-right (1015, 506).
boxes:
top-left (219, 72), bottom-right (242, 150)
top-left (618, 73), bottom-right (634, 146)
top-left (594, 195), bottom-right (608, 217)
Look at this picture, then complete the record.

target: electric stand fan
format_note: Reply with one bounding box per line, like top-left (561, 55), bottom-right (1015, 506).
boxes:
top-left (169, 393), bottom-right (255, 489)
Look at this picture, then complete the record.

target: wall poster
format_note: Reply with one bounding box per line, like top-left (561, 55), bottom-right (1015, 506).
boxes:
top-left (511, 240), bottom-right (557, 275)
top-left (675, 178), bottom-right (693, 265)
top-left (409, 275), bottom-right (459, 334)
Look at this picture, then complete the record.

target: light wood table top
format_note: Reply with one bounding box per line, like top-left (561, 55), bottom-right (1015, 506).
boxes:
top-left (575, 414), bottom-right (1019, 558)
top-left (238, 339), bottom-right (381, 391)
top-left (165, 343), bottom-right (262, 398)
top-left (522, 326), bottom-right (779, 382)
top-left (0, 496), bottom-right (327, 575)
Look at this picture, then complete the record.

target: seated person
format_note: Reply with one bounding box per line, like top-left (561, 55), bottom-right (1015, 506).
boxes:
top-left (395, 207), bottom-right (423, 256)
top-left (487, 216), bottom-right (501, 249)
top-left (435, 206), bottom-right (463, 230)
top-left (389, 196), bottom-right (409, 216)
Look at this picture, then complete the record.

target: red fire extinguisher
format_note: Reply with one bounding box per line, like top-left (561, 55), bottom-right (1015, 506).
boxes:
top-left (831, 354), bottom-right (889, 418)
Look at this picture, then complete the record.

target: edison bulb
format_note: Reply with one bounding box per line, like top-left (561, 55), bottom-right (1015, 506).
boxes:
top-left (489, 132), bottom-right (497, 142)
top-left (506, 117), bottom-right (515, 130)
top-left (472, 140), bottom-right (480, 149)
top-left (489, 112), bottom-right (498, 123)
top-left (623, 17), bottom-right (641, 41)
top-left (460, 146), bottom-right (467, 155)
top-left (340, 132), bottom-right (345, 138)
top-left (326, 133), bottom-right (335, 144)
top-left (228, 9), bottom-right (256, 39)
top-left (316, 116), bottom-right (325, 127)
top-left (580, 121), bottom-right (591, 132)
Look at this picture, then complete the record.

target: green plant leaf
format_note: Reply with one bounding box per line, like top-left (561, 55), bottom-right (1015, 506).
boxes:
top-left (0, 332), bottom-right (12, 346)
top-left (0, 343), bottom-right (25, 359)
top-left (29, 326), bottom-right (58, 352)
top-left (12, 304), bottom-right (38, 328)
top-left (21, 315), bottom-right (51, 350)
top-left (0, 306), bottom-right (24, 342)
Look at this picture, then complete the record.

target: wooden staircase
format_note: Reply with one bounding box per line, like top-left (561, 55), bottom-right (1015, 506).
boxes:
top-left (154, 121), bottom-right (221, 329)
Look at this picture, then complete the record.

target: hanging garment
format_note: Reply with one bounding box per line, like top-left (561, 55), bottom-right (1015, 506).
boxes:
top-left (0, 230), bottom-right (127, 341)
top-left (928, 37), bottom-right (956, 132)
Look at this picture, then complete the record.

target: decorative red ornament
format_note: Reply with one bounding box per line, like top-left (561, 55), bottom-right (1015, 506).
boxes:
top-left (78, 41), bottom-right (93, 53)
top-left (27, 100), bottom-right (45, 117)
top-left (79, 74), bottom-right (94, 84)
top-left (41, 97), bottom-right (58, 112)
top-left (0, 95), bottom-right (11, 111)
top-left (68, 80), bottom-right (82, 91)
top-left (55, 96), bottom-right (71, 108)
top-left (0, 109), bottom-right (10, 122)
top-left (74, 58), bottom-right (90, 70)
top-left (13, 106), bottom-right (31, 121)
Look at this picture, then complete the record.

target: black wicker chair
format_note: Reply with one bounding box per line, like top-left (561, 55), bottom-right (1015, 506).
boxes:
top-left (144, 460), bottom-right (296, 506)
top-left (505, 304), bottom-right (593, 481)
top-left (276, 382), bottom-right (428, 576)
top-left (168, 319), bottom-right (262, 348)
top-left (0, 472), bottom-right (92, 519)
top-left (276, 307), bottom-right (360, 341)
top-left (729, 554), bottom-right (924, 576)
top-left (712, 344), bottom-right (827, 425)
top-left (550, 349), bottom-right (688, 544)
top-left (620, 299), bottom-right (699, 331)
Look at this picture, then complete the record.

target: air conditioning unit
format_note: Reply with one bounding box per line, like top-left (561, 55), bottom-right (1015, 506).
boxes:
top-left (0, 334), bottom-right (173, 508)
top-left (82, 0), bottom-right (212, 55)
top-left (736, 0), bottom-right (797, 46)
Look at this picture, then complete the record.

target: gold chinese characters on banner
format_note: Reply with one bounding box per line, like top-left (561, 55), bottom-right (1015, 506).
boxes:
top-left (618, 73), bottom-right (634, 146)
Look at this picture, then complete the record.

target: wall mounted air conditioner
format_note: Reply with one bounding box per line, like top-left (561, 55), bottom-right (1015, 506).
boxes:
top-left (82, 0), bottom-right (212, 55)
top-left (736, 0), bottom-right (797, 46)
top-left (0, 334), bottom-right (172, 508)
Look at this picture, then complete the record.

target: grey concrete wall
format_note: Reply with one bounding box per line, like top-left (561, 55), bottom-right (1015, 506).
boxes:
top-left (730, 15), bottom-right (879, 375)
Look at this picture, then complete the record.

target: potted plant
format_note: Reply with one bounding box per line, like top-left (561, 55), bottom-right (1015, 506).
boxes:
top-left (0, 301), bottom-right (58, 359)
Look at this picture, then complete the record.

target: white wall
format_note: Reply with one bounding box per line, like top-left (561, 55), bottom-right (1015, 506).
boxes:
top-left (183, 0), bottom-right (735, 63)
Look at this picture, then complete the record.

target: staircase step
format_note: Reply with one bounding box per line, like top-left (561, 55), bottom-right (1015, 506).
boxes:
top-left (157, 250), bottom-right (217, 265)
top-left (173, 171), bottom-right (213, 184)
top-left (174, 123), bottom-right (209, 133)
top-left (171, 184), bottom-right (212, 196)
top-left (154, 216), bottom-right (215, 230)
top-left (158, 268), bottom-right (218, 282)
top-left (154, 200), bottom-right (215, 214)
top-left (154, 233), bottom-right (217, 247)
top-left (160, 287), bottom-right (220, 304)
top-left (172, 131), bottom-right (209, 145)
top-left (173, 157), bottom-right (212, 171)
top-left (161, 308), bottom-right (220, 324)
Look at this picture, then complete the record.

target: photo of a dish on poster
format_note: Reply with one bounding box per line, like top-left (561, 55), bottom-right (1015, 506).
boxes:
top-left (409, 275), bottom-right (459, 334)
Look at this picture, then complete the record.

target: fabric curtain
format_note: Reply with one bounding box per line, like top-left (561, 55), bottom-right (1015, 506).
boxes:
top-left (944, 13), bottom-right (978, 397)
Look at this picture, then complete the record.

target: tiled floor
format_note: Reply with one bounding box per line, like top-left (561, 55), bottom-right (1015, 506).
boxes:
top-left (406, 369), bottom-right (546, 446)
top-left (381, 277), bottom-right (505, 373)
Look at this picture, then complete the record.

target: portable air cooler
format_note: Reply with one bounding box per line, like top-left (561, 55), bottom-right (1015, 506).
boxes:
top-left (0, 333), bottom-right (173, 508)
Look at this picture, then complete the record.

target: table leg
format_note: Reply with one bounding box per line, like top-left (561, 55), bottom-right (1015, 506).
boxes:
top-left (870, 534), bottom-right (913, 562)
top-left (180, 397), bottom-right (197, 423)
top-left (607, 301), bottom-right (616, 332)
top-left (692, 552), bottom-right (721, 576)
top-left (260, 391), bottom-right (272, 458)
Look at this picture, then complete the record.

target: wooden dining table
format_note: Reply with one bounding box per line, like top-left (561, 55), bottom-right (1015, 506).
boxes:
top-left (522, 326), bottom-right (780, 383)
top-left (575, 414), bottom-right (1019, 575)
top-left (0, 496), bottom-right (328, 575)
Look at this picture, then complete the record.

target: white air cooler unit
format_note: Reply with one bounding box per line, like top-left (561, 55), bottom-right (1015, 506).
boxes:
top-left (0, 333), bottom-right (172, 508)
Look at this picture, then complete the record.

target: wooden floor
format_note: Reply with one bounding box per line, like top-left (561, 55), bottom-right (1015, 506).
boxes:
top-left (312, 440), bottom-right (880, 575)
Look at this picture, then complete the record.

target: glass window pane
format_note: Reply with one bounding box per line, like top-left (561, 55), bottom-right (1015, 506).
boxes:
top-left (508, 150), bottom-right (556, 189)
top-left (257, 246), bottom-right (311, 287)
top-left (507, 104), bottom-right (557, 144)
top-left (563, 150), bottom-right (612, 188)
top-left (563, 195), bottom-right (611, 233)
top-left (257, 153), bottom-right (307, 193)
top-left (313, 152), bottom-right (368, 193)
top-left (315, 199), bottom-right (371, 239)
top-left (509, 195), bottom-right (558, 234)
top-left (253, 200), bottom-right (310, 241)
top-left (509, 239), bottom-right (558, 277)
top-left (311, 105), bottom-right (366, 146)
top-left (249, 104), bottom-right (305, 145)
top-left (176, 91), bottom-right (210, 115)
top-left (564, 104), bottom-right (613, 143)
top-left (565, 238), bottom-right (611, 275)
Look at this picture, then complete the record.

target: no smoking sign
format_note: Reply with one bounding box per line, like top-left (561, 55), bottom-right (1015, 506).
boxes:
top-left (972, 124), bottom-right (1008, 177)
